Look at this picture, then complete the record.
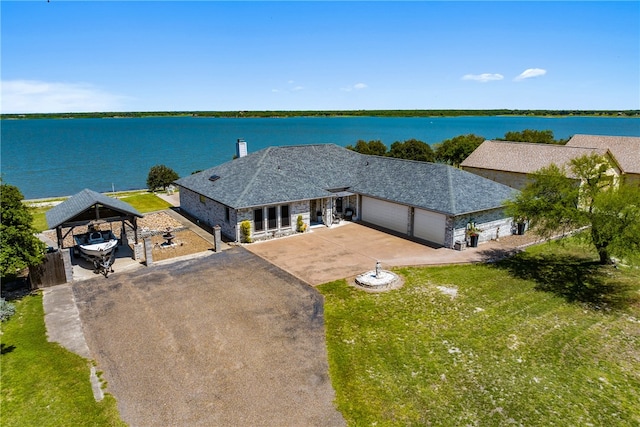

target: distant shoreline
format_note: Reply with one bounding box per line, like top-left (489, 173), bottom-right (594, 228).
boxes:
top-left (3, 109), bottom-right (639, 120)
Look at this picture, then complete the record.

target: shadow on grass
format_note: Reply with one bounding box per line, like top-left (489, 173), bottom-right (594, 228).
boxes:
top-left (489, 251), bottom-right (634, 310)
top-left (1, 343), bottom-right (16, 355)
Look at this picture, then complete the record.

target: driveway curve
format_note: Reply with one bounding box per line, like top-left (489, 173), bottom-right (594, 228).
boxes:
top-left (72, 247), bottom-right (344, 426)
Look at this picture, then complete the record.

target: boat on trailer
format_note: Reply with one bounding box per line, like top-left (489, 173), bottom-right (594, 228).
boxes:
top-left (74, 228), bottom-right (119, 277)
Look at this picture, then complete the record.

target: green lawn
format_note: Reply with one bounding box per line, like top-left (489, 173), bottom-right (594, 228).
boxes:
top-left (28, 192), bottom-right (172, 232)
top-left (0, 293), bottom-right (125, 427)
top-left (119, 193), bottom-right (172, 213)
top-left (30, 206), bottom-right (50, 233)
top-left (319, 240), bottom-right (640, 426)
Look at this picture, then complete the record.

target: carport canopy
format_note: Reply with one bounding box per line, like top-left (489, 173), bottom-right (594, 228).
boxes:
top-left (46, 188), bottom-right (143, 249)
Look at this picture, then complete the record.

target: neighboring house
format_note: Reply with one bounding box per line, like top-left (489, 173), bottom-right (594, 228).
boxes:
top-left (566, 134), bottom-right (640, 186)
top-left (175, 143), bottom-right (518, 248)
top-left (460, 140), bottom-right (620, 190)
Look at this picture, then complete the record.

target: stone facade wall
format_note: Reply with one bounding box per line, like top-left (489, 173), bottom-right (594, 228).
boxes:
top-left (237, 200), bottom-right (310, 242)
top-left (180, 188), bottom-right (321, 243)
top-left (342, 195), bottom-right (358, 218)
top-left (179, 188), bottom-right (237, 239)
top-left (443, 216), bottom-right (456, 249)
top-left (451, 208), bottom-right (514, 246)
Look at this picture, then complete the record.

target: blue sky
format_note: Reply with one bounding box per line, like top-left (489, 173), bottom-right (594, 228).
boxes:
top-left (2, 1), bottom-right (638, 113)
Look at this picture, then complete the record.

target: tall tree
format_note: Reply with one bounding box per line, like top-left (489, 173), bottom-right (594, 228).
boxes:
top-left (434, 134), bottom-right (485, 166)
top-left (387, 139), bottom-right (434, 162)
top-left (0, 183), bottom-right (46, 278)
top-left (505, 154), bottom-right (640, 264)
top-left (146, 165), bottom-right (179, 192)
top-left (345, 140), bottom-right (387, 156)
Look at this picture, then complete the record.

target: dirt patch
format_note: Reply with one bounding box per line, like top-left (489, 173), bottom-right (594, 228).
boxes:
top-left (148, 229), bottom-right (213, 262)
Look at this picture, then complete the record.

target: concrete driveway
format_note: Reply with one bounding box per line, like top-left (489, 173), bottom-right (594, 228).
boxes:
top-left (71, 247), bottom-right (344, 426)
top-left (246, 222), bottom-right (521, 285)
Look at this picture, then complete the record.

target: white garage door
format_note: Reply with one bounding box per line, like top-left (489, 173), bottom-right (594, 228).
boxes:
top-left (413, 208), bottom-right (447, 245)
top-left (361, 196), bottom-right (408, 234)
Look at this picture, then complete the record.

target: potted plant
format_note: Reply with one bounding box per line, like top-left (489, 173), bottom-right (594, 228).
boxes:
top-left (515, 217), bottom-right (527, 235)
top-left (465, 221), bottom-right (483, 248)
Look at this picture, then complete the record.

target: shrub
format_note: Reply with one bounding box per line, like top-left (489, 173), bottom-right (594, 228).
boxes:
top-left (0, 298), bottom-right (16, 322)
top-left (240, 220), bottom-right (252, 243)
top-left (296, 215), bottom-right (307, 233)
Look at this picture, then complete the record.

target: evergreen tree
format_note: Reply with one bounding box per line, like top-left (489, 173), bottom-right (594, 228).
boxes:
top-left (345, 140), bottom-right (387, 156)
top-left (147, 165), bottom-right (179, 191)
top-left (0, 183), bottom-right (46, 279)
top-left (387, 139), bottom-right (434, 162)
top-left (434, 134), bottom-right (485, 166)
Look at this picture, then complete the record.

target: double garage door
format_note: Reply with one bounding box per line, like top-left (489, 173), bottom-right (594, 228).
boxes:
top-left (361, 196), bottom-right (446, 246)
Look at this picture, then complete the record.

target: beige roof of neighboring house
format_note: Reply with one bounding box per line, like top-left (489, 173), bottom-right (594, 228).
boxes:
top-left (460, 140), bottom-right (607, 174)
top-left (566, 134), bottom-right (640, 175)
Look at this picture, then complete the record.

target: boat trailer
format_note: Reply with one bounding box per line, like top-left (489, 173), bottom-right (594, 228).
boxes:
top-left (75, 245), bottom-right (118, 278)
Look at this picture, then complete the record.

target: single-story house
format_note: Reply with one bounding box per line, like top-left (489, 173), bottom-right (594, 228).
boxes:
top-left (565, 134), bottom-right (640, 186)
top-left (460, 139), bottom-right (621, 190)
top-left (175, 143), bottom-right (518, 248)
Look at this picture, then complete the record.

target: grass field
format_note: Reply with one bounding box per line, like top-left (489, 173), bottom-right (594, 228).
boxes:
top-left (319, 239), bottom-right (640, 426)
top-left (119, 193), bottom-right (172, 213)
top-left (28, 191), bottom-right (172, 232)
top-left (0, 293), bottom-right (125, 427)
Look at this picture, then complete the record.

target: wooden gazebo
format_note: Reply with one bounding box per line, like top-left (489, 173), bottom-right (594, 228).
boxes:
top-left (45, 189), bottom-right (143, 250)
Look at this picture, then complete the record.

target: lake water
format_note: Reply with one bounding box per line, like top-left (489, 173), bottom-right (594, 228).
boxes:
top-left (2, 116), bottom-right (639, 199)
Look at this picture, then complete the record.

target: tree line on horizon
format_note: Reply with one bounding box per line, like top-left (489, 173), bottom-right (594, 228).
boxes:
top-left (346, 129), bottom-right (567, 166)
top-left (2, 109), bottom-right (639, 120)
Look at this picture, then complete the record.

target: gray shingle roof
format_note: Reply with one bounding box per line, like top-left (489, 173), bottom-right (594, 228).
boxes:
top-left (46, 188), bottom-right (143, 229)
top-left (566, 134), bottom-right (640, 174)
top-left (175, 144), bottom-right (517, 216)
top-left (460, 140), bottom-right (607, 174)
top-left (352, 155), bottom-right (517, 215)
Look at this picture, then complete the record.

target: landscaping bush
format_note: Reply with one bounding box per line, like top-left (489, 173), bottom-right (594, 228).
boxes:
top-left (240, 220), bottom-right (252, 243)
top-left (296, 215), bottom-right (307, 233)
top-left (0, 298), bottom-right (16, 322)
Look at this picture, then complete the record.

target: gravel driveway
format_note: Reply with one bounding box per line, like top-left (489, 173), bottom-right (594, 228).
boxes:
top-left (73, 247), bottom-right (344, 426)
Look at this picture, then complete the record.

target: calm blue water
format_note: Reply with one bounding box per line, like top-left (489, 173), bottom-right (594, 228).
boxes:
top-left (2, 116), bottom-right (639, 199)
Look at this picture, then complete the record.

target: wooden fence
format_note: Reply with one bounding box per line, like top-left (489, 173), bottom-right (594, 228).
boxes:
top-left (30, 251), bottom-right (67, 288)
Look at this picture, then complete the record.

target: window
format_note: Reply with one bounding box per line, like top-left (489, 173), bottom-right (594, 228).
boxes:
top-left (254, 208), bottom-right (264, 231)
top-left (225, 207), bottom-right (230, 222)
top-left (268, 206), bottom-right (277, 229)
top-left (199, 195), bottom-right (206, 204)
top-left (281, 205), bottom-right (290, 227)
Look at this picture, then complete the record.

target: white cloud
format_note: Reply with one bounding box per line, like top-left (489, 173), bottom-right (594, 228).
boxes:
top-left (1, 80), bottom-right (129, 114)
top-left (462, 73), bottom-right (504, 83)
top-left (341, 82), bottom-right (368, 92)
top-left (514, 68), bottom-right (547, 81)
top-left (272, 81), bottom-right (303, 93)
